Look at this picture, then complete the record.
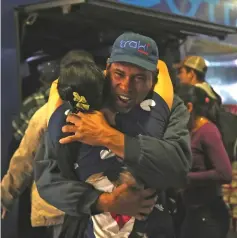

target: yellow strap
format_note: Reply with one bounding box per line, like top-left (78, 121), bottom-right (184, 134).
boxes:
top-left (154, 60), bottom-right (173, 110)
top-left (47, 79), bottom-right (62, 125)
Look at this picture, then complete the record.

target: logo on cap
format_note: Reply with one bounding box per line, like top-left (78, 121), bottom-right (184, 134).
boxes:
top-left (120, 40), bottom-right (150, 55)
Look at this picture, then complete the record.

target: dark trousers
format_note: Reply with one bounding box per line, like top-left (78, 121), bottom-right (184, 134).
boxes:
top-left (172, 194), bottom-right (186, 238)
top-left (180, 197), bottom-right (230, 238)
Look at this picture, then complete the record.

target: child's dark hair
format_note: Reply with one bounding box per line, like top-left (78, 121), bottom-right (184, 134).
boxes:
top-left (57, 60), bottom-right (105, 112)
top-left (60, 50), bottom-right (94, 67)
top-left (177, 84), bottom-right (219, 124)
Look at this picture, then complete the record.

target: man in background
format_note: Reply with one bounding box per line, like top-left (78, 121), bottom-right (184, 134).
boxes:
top-left (12, 59), bottom-right (60, 145)
top-left (174, 55), bottom-right (222, 104)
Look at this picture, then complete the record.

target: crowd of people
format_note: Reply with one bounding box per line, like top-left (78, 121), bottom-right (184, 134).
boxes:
top-left (1, 32), bottom-right (237, 238)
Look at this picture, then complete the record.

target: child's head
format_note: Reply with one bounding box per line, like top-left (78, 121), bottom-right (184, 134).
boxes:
top-left (60, 50), bottom-right (94, 66)
top-left (57, 53), bottom-right (105, 112)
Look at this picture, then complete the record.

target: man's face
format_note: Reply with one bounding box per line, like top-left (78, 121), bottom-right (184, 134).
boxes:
top-left (177, 67), bottom-right (194, 85)
top-left (106, 62), bottom-right (154, 113)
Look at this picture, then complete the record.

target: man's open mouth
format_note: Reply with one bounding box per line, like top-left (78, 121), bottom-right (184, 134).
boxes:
top-left (117, 95), bottom-right (131, 103)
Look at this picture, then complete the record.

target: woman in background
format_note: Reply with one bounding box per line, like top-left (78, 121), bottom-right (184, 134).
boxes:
top-left (177, 84), bottom-right (232, 238)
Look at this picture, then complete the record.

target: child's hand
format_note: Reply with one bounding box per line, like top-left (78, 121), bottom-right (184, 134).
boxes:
top-left (97, 183), bottom-right (157, 220)
top-left (118, 171), bottom-right (144, 190)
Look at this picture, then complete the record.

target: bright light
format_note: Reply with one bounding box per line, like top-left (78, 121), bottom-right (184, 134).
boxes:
top-left (204, 59), bottom-right (210, 66)
top-left (207, 60), bottom-right (237, 67)
top-left (26, 54), bottom-right (49, 62)
top-left (211, 83), bottom-right (237, 103)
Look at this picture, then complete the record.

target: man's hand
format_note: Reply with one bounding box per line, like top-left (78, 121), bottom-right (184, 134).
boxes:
top-left (59, 111), bottom-right (125, 158)
top-left (60, 111), bottom-right (111, 146)
top-left (97, 184), bottom-right (157, 220)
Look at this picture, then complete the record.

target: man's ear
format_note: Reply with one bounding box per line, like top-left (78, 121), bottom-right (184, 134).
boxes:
top-left (187, 102), bottom-right (193, 113)
top-left (189, 69), bottom-right (196, 84)
top-left (106, 58), bottom-right (111, 69)
top-left (105, 61), bottom-right (111, 75)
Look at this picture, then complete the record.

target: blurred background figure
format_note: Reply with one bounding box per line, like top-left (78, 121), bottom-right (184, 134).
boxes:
top-left (176, 84), bottom-right (232, 238)
top-left (173, 55), bottom-right (237, 238)
top-left (174, 55), bottom-right (222, 105)
top-left (1, 58), bottom-right (60, 238)
top-left (10, 59), bottom-right (60, 154)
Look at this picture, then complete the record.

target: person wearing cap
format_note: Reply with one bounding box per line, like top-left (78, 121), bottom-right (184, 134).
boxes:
top-left (173, 56), bottom-right (233, 237)
top-left (174, 55), bottom-right (222, 104)
top-left (9, 60), bottom-right (60, 150)
top-left (34, 32), bottom-right (191, 238)
top-left (1, 59), bottom-right (60, 209)
top-left (1, 59), bottom-right (60, 238)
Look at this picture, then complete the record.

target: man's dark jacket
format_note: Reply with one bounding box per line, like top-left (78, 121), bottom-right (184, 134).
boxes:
top-left (34, 95), bottom-right (192, 237)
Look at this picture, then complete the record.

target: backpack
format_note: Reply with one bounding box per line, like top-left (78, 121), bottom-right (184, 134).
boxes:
top-left (216, 108), bottom-right (237, 162)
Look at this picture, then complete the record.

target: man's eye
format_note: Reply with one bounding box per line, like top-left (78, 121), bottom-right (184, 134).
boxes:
top-left (115, 72), bottom-right (123, 77)
top-left (136, 77), bottom-right (145, 81)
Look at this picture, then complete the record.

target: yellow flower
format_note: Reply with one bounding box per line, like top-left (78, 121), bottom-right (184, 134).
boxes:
top-left (73, 92), bottom-right (90, 111)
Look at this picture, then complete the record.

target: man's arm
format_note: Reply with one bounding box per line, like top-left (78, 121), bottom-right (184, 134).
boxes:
top-left (61, 95), bottom-right (192, 189)
top-left (124, 95), bottom-right (192, 189)
top-left (35, 134), bottom-right (156, 218)
top-left (1, 104), bottom-right (48, 210)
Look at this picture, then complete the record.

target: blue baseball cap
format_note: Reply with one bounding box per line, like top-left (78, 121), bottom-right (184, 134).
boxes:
top-left (108, 32), bottom-right (159, 71)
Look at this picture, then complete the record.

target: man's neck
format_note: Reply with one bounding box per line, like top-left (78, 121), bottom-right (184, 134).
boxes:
top-left (100, 107), bottom-right (117, 126)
